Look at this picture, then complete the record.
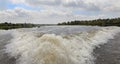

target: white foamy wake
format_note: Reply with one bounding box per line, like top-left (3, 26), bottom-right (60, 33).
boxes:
top-left (5, 27), bottom-right (120, 64)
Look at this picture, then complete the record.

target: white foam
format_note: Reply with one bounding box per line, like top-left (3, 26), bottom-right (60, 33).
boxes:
top-left (5, 27), bottom-right (120, 64)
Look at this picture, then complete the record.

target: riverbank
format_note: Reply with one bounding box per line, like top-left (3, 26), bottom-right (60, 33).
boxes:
top-left (58, 17), bottom-right (120, 26)
top-left (0, 22), bottom-right (37, 30)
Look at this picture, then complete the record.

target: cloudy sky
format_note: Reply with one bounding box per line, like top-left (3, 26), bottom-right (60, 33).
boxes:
top-left (0, 0), bottom-right (120, 24)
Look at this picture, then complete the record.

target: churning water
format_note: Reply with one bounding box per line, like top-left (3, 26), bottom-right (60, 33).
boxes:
top-left (0, 26), bottom-right (120, 64)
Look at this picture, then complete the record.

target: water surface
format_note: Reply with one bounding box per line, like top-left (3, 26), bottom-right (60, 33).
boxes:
top-left (0, 26), bottom-right (120, 64)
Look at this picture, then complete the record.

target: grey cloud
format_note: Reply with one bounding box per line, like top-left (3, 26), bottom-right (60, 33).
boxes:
top-left (10, 0), bottom-right (120, 12)
top-left (0, 8), bottom-right (106, 24)
top-left (1, 0), bottom-right (120, 24)
top-left (0, 8), bottom-right (32, 23)
top-left (25, 0), bottom-right (62, 6)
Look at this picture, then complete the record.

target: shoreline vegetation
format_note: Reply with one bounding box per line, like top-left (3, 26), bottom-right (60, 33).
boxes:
top-left (0, 17), bottom-right (120, 30)
top-left (58, 17), bottom-right (120, 26)
top-left (0, 22), bottom-right (38, 30)
top-left (0, 22), bottom-right (56, 30)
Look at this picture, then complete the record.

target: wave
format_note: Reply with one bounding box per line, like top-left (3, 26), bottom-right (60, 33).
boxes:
top-left (5, 27), bottom-right (120, 64)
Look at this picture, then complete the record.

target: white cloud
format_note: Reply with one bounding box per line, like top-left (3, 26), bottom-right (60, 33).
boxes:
top-left (10, 0), bottom-right (25, 4)
top-left (0, 7), bottom-right (108, 24)
top-left (9, 0), bottom-right (120, 12)
top-left (0, 0), bottom-right (120, 24)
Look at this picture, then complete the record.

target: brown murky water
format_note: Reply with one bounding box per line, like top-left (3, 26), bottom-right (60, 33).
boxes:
top-left (0, 34), bottom-right (16, 64)
top-left (94, 33), bottom-right (120, 64)
top-left (0, 26), bottom-right (120, 64)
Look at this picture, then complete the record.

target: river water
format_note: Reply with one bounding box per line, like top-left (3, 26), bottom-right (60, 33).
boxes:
top-left (0, 26), bottom-right (120, 64)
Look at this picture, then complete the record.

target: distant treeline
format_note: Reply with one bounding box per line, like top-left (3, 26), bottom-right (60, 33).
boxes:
top-left (58, 18), bottom-right (120, 26)
top-left (0, 22), bottom-right (37, 30)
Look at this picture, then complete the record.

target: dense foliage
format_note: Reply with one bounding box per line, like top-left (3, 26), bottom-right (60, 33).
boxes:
top-left (0, 22), bottom-right (36, 30)
top-left (58, 18), bottom-right (120, 26)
